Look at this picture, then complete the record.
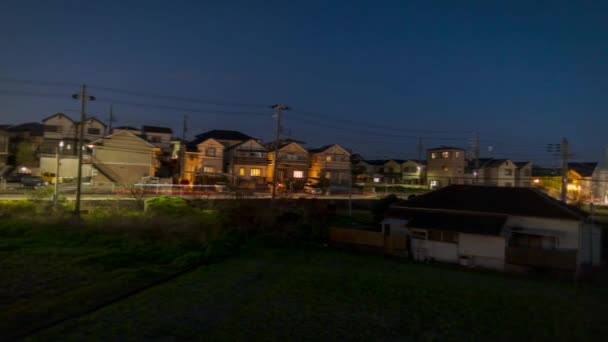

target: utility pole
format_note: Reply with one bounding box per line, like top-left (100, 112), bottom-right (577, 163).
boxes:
top-left (72, 84), bottom-right (95, 218)
top-left (473, 131), bottom-right (480, 185)
top-left (108, 104), bottom-right (115, 134)
top-left (271, 104), bottom-right (290, 200)
top-left (417, 137), bottom-right (423, 162)
top-left (180, 115), bottom-right (188, 182)
top-left (53, 141), bottom-right (64, 209)
top-left (560, 137), bottom-right (569, 202)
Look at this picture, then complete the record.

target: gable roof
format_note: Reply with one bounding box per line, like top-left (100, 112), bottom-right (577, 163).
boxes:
top-left (393, 185), bottom-right (586, 221)
top-left (113, 126), bottom-right (140, 131)
top-left (568, 162), bottom-right (598, 177)
top-left (194, 129), bottom-right (252, 141)
top-left (385, 208), bottom-right (507, 236)
top-left (42, 112), bottom-right (74, 123)
top-left (514, 161), bottom-right (532, 168)
top-left (479, 158), bottom-right (511, 168)
top-left (228, 138), bottom-right (268, 151)
top-left (385, 159), bottom-right (406, 165)
top-left (277, 141), bottom-right (308, 153)
top-left (142, 125), bottom-right (172, 134)
top-left (82, 116), bottom-right (107, 127)
top-left (364, 159), bottom-right (387, 166)
top-left (91, 130), bottom-right (156, 148)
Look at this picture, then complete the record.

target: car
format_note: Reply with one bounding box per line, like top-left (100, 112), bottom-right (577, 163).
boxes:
top-left (21, 175), bottom-right (48, 187)
top-left (6, 173), bottom-right (27, 183)
top-left (303, 183), bottom-right (322, 195)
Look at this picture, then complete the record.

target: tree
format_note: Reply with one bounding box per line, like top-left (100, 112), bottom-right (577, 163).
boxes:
top-left (15, 142), bottom-right (37, 167)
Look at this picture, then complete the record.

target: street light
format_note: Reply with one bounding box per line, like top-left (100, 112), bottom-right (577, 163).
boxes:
top-left (53, 141), bottom-right (65, 209)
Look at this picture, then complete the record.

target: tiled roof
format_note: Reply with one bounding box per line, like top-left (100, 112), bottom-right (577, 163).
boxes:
top-left (514, 161), bottom-right (531, 168)
top-left (568, 162), bottom-right (598, 177)
top-left (393, 185), bottom-right (586, 220)
top-left (308, 144), bottom-right (334, 153)
top-left (385, 208), bottom-right (507, 236)
top-left (479, 158), bottom-right (509, 168)
top-left (194, 130), bottom-right (252, 141)
top-left (113, 126), bottom-right (140, 131)
top-left (7, 122), bottom-right (44, 135)
top-left (142, 126), bottom-right (173, 134)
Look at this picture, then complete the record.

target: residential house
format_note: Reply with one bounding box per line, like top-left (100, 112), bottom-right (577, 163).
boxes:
top-left (225, 139), bottom-right (269, 189)
top-left (40, 113), bottom-right (106, 155)
top-left (111, 126), bottom-right (142, 135)
top-left (0, 126), bottom-right (9, 169)
top-left (142, 126), bottom-right (173, 156)
top-left (7, 122), bottom-right (45, 173)
top-left (353, 159), bottom-right (385, 183)
top-left (308, 144), bottom-right (351, 186)
top-left (267, 141), bottom-right (309, 189)
top-left (568, 162), bottom-right (599, 203)
top-left (382, 159), bottom-right (405, 183)
top-left (401, 160), bottom-right (425, 185)
top-left (477, 158), bottom-right (517, 187)
top-left (88, 130), bottom-right (161, 184)
top-left (594, 148), bottom-right (608, 204)
top-left (184, 130), bottom-right (255, 184)
top-left (382, 185), bottom-right (601, 273)
top-left (426, 146), bottom-right (466, 189)
top-left (514, 162), bottom-right (533, 187)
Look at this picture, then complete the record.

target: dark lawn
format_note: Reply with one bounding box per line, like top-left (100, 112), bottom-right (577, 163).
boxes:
top-left (34, 243), bottom-right (608, 341)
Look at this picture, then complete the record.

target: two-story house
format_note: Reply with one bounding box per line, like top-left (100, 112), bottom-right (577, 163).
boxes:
top-left (184, 130), bottom-right (255, 184)
top-left (88, 130), bottom-right (161, 184)
top-left (514, 162), bottom-right (533, 187)
top-left (308, 144), bottom-right (351, 186)
top-left (6, 122), bottom-right (45, 173)
top-left (226, 139), bottom-right (269, 189)
top-left (41, 113), bottom-right (106, 155)
top-left (477, 158), bottom-right (517, 187)
top-left (426, 146), bottom-right (466, 189)
top-left (267, 141), bottom-right (309, 189)
top-left (111, 126), bottom-right (142, 136)
top-left (401, 160), bottom-right (425, 185)
top-left (142, 126), bottom-right (173, 155)
top-left (0, 126), bottom-right (9, 170)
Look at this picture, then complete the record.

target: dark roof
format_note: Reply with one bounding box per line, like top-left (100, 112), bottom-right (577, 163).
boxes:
top-left (387, 159), bottom-right (406, 164)
top-left (514, 161), bottom-right (532, 168)
top-left (308, 144), bottom-right (334, 153)
top-left (428, 146), bottom-right (465, 151)
top-left (142, 126), bottom-right (173, 134)
top-left (227, 139), bottom-right (268, 151)
top-left (194, 130), bottom-right (252, 141)
top-left (364, 159), bottom-right (387, 166)
top-left (479, 158), bottom-right (509, 168)
top-left (7, 122), bottom-right (44, 135)
top-left (113, 126), bottom-right (139, 131)
top-left (531, 166), bottom-right (560, 177)
top-left (0, 124), bottom-right (11, 131)
top-left (568, 162), bottom-right (598, 177)
top-left (42, 112), bottom-right (74, 123)
top-left (385, 208), bottom-right (507, 236)
top-left (394, 185), bottom-right (586, 220)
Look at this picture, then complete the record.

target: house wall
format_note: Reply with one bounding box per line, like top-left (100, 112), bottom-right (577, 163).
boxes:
top-left (428, 241), bottom-right (459, 263)
top-left (401, 160), bottom-right (423, 184)
top-left (43, 115), bottom-right (77, 141)
top-left (516, 164), bottom-right (532, 187)
top-left (507, 216), bottom-right (580, 250)
top-left (426, 148), bottom-right (466, 188)
top-left (197, 139), bottom-right (225, 174)
top-left (459, 234), bottom-right (506, 270)
top-left (309, 145), bottom-right (351, 185)
top-left (267, 143), bottom-right (309, 182)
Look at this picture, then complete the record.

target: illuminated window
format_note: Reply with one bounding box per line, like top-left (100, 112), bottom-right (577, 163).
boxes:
top-left (431, 152), bottom-right (437, 159)
top-left (250, 168), bottom-right (261, 177)
top-left (206, 147), bottom-right (216, 157)
top-left (455, 151), bottom-right (460, 158)
top-left (325, 155), bottom-right (332, 162)
top-left (239, 167), bottom-right (245, 176)
top-left (203, 166), bottom-right (215, 173)
top-left (325, 172), bottom-right (331, 179)
top-left (293, 170), bottom-right (304, 178)
top-left (441, 151), bottom-right (449, 159)
top-left (442, 166), bottom-right (448, 172)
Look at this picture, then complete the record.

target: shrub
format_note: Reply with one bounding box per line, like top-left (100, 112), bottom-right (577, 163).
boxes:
top-left (144, 196), bottom-right (192, 217)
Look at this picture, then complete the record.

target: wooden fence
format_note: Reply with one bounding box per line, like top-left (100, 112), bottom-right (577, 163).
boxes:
top-left (329, 227), bottom-right (408, 256)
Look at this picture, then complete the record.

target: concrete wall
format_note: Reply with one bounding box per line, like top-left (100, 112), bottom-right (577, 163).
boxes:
top-left (427, 148), bottom-right (466, 188)
top-left (40, 155), bottom-right (91, 179)
top-left (459, 233), bottom-right (506, 270)
top-left (428, 241), bottom-right (459, 263)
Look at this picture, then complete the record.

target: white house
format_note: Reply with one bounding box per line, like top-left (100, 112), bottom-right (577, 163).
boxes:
top-left (383, 185), bottom-right (601, 274)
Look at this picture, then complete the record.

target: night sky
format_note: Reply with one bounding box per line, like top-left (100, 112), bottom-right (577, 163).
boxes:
top-left (1, 1), bottom-right (607, 165)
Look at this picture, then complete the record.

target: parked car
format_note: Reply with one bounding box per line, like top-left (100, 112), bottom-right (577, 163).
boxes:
top-left (303, 183), bottom-right (322, 195)
top-left (6, 173), bottom-right (27, 183)
top-left (21, 175), bottom-right (48, 187)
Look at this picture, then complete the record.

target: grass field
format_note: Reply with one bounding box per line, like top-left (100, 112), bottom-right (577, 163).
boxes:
top-left (29, 242), bottom-right (608, 341)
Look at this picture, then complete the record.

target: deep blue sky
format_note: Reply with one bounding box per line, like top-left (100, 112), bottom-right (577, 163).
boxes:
top-left (1, 0), bottom-right (607, 164)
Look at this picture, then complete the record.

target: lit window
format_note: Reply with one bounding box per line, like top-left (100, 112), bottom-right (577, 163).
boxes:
top-left (325, 155), bottom-right (332, 162)
top-left (373, 177), bottom-right (380, 183)
top-left (431, 152), bottom-right (437, 159)
top-left (441, 151), bottom-right (449, 159)
top-left (250, 168), bottom-right (261, 177)
top-left (533, 178), bottom-right (540, 184)
top-left (239, 167), bottom-right (245, 176)
top-left (203, 166), bottom-right (215, 173)
top-left (455, 151), bottom-right (460, 158)
top-left (206, 147), bottom-right (216, 157)
top-left (293, 170), bottom-right (304, 178)
top-left (442, 166), bottom-right (448, 172)
top-left (325, 172), bottom-right (331, 179)
top-left (430, 180), bottom-right (438, 187)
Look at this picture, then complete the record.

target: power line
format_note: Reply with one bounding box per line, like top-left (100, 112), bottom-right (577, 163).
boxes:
top-left (0, 77), bottom-right (81, 88)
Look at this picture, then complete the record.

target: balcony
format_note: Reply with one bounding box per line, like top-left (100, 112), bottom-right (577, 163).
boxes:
top-left (506, 246), bottom-right (577, 271)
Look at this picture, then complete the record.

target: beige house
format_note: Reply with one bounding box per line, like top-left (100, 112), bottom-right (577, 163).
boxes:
top-left (308, 144), bottom-right (351, 186)
top-left (226, 139), bottom-right (269, 189)
top-left (383, 185), bottom-right (601, 273)
top-left (41, 113), bottom-right (106, 155)
top-left (88, 130), bottom-right (160, 184)
top-left (477, 159), bottom-right (517, 187)
top-left (111, 126), bottom-right (142, 135)
top-left (267, 141), bottom-right (309, 187)
top-left (0, 127), bottom-right (9, 168)
top-left (401, 160), bottom-right (425, 185)
top-left (514, 162), bottom-right (533, 187)
top-left (426, 146), bottom-right (466, 189)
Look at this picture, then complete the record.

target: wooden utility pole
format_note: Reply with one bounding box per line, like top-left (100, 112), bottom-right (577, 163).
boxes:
top-left (560, 137), bottom-right (569, 202)
top-left (108, 104), bottom-right (115, 134)
top-left (473, 131), bottom-right (480, 184)
top-left (271, 104), bottom-right (290, 200)
top-left (72, 84), bottom-right (95, 218)
top-left (180, 115), bottom-right (188, 182)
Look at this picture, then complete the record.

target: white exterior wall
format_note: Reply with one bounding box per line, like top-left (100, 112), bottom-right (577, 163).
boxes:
top-left (459, 233), bottom-right (506, 270)
top-left (40, 155), bottom-right (91, 178)
top-left (507, 216), bottom-right (580, 249)
top-left (428, 241), bottom-right (459, 263)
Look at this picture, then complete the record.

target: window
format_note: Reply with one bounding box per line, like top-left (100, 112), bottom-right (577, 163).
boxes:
top-left (428, 230), bottom-right (458, 243)
top-left (87, 128), bottom-right (101, 135)
top-left (325, 172), bottom-right (331, 179)
top-left (430, 180), bottom-right (438, 187)
top-left (523, 169), bottom-right (531, 176)
top-left (455, 151), bottom-right (460, 158)
top-left (203, 166), bottom-right (215, 173)
top-left (431, 152), bottom-right (437, 159)
top-left (293, 170), bottom-right (304, 178)
top-left (504, 169), bottom-right (513, 176)
top-left (239, 167), bottom-right (245, 176)
top-left (250, 168), bottom-right (261, 177)
top-left (44, 125), bottom-right (59, 132)
top-left (150, 136), bottom-right (161, 143)
top-left (206, 147), bottom-right (216, 157)
top-left (441, 151), bottom-right (450, 159)
top-left (325, 155), bottom-right (332, 162)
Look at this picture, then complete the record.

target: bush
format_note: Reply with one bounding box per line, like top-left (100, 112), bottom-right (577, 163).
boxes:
top-left (144, 196), bottom-right (193, 217)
